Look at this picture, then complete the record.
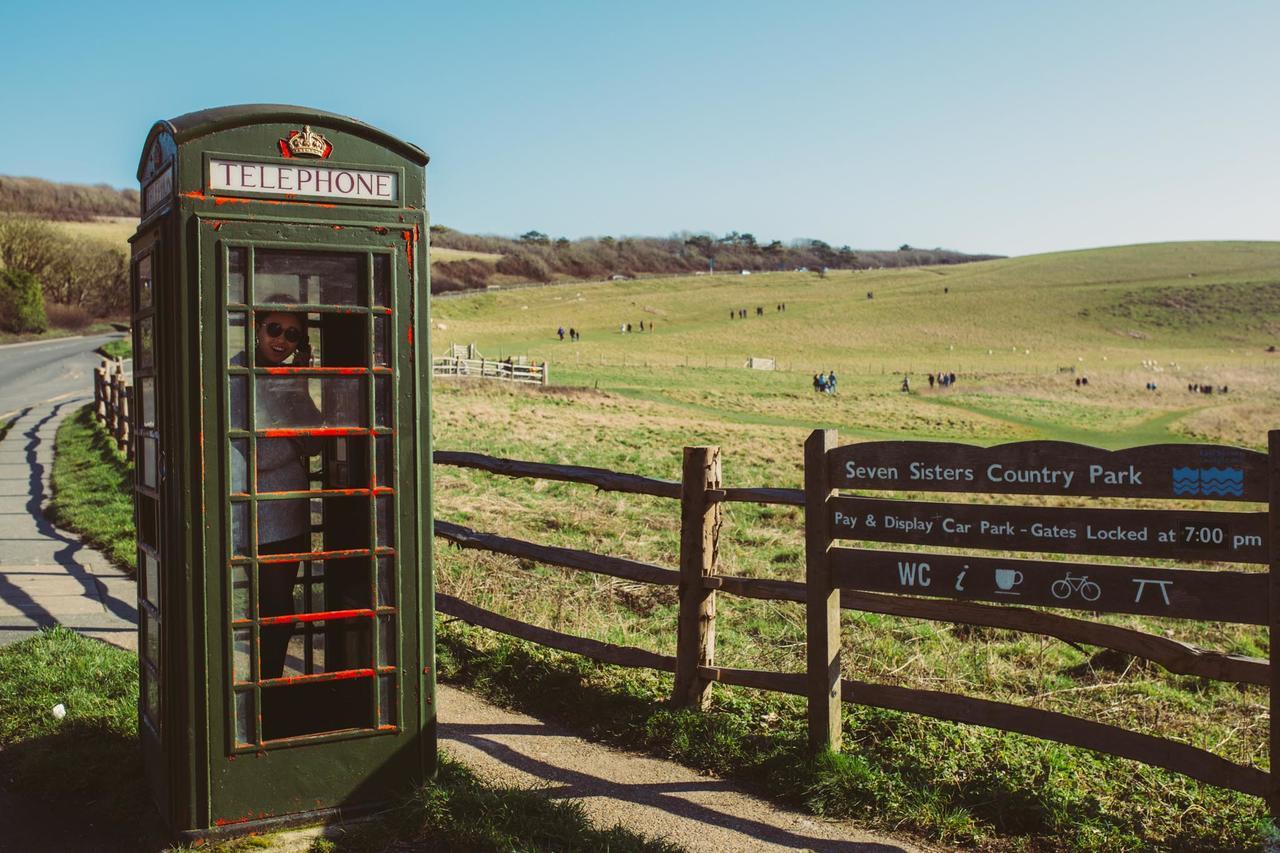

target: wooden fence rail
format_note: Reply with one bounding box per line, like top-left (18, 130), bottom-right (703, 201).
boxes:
top-left (92, 359), bottom-right (132, 459)
top-left (432, 356), bottom-right (548, 385)
top-left (432, 435), bottom-right (1279, 813)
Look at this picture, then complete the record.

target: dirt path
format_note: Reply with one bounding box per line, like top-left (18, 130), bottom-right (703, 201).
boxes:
top-left (438, 684), bottom-right (928, 853)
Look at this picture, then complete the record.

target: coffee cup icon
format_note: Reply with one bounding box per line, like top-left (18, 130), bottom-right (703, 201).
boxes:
top-left (994, 569), bottom-right (1023, 592)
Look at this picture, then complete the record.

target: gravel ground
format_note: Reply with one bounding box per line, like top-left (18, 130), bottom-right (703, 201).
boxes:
top-left (438, 683), bottom-right (930, 853)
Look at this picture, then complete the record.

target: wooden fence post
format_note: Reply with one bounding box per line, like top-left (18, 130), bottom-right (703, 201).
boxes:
top-left (106, 369), bottom-right (119, 438)
top-left (1268, 429), bottom-right (1279, 826)
top-left (804, 428), bottom-right (841, 753)
top-left (673, 445), bottom-right (721, 708)
top-left (94, 361), bottom-right (108, 422)
top-left (121, 385), bottom-right (133, 459)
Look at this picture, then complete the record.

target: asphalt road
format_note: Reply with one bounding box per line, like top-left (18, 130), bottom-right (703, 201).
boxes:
top-left (0, 332), bottom-right (125, 421)
top-left (0, 332), bottom-right (137, 650)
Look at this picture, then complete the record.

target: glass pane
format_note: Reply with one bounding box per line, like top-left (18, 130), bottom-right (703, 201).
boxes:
top-left (230, 438), bottom-right (249, 494)
top-left (227, 247), bottom-right (247, 305)
top-left (328, 435), bottom-right (369, 489)
top-left (142, 437), bottom-right (157, 489)
top-left (143, 551), bottom-right (159, 609)
top-left (376, 495), bottom-right (394, 549)
top-left (144, 670), bottom-right (160, 725)
top-left (378, 615), bottom-right (396, 666)
top-left (233, 627), bottom-right (252, 683)
top-left (374, 376), bottom-right (391, 429)
top-left (376, 556), bottom-right (394, 607)
top-left (231, 502), bottom-right (250, 557)
top-left (372, 254), bottom-right (389, 307)
top-left (378, 673), bottom-right (395, 727)
top-left (137, 254), bottom-right (153, 309)
top-left (257, 498), bottom-right (309, 549)
top-left (234, 690), bottom-right (255, 745)
top-left (231, 563), bottom-right (250, 620)
top-left (229, 375), bottom-right (248, 430)
top-left (139, 495), bottom-right (159, 548)
top-left (137, 317), bottom-right (154, 369)
top-left (227, 312), bottom-right (247, 365)
top-left (255, 376), bottom-right (366, 428)
top-left (375, 435), bottom-right (392, 489)
top-left (139, 378), bottom-right (156, 428)
top-left (143, 610), bottom-right (160, 667)
top-left (373, 315), bottom-right (389, 366)
top-left (253, 438), bottom-right (318, 494)
top-left (255, 250), bottom-right (361, 305)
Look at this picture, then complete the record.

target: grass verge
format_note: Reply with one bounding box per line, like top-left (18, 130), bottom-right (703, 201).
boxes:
top-left (98, 337), bottom-right (131, 360)
top-left (437, 619), bottom-right (1273, 851)
top-left (48, 404), bottom-right (136, 571)
top-left (0, 628), bottom-right (682, 852)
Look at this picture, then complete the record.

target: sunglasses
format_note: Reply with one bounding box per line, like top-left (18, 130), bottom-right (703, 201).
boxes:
top-left (262, 322), bottom-right (304, 343)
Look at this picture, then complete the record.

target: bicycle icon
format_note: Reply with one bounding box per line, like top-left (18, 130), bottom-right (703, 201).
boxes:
top-left (1051, 573), bottom-right (1101, 602)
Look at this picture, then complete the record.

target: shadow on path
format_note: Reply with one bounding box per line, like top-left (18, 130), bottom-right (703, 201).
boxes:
top-left (0, 401), bottom-right (136, 627)
top-left (442, 718), bottom-right (907, 852)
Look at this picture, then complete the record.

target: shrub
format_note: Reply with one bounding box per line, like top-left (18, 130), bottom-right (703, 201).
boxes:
top-left (44, 302), bottom-right (92, 330)
top-left (496, 249), bottom-right (553, 282)
top-left (0, 268), bottom-right (48, 333)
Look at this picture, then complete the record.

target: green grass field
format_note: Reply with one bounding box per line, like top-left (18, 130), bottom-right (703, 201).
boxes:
top-left (46, 241), bottom-right (1280, 849)
top-left (428, 242), bottom-right (1280, 849)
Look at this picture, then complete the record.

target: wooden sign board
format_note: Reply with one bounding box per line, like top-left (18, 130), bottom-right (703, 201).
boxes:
top-left (828, 440), bottom-right (1266, 502)
top-left (831, 547), bottom-right (1268, 624)
top-left (828, 495), bottom-right (1268, 564)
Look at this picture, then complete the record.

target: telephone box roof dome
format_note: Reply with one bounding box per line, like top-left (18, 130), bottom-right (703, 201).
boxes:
top-left (138, 104), bottom-right (429, 178)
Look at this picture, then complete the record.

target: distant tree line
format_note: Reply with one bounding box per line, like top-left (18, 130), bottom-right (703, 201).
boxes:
top-left (0, 176), bottom-right (137, 221)
top-left (0, 214), bottom-right (127, 331)
top-left (430, 226), bottom-right (1001, 293)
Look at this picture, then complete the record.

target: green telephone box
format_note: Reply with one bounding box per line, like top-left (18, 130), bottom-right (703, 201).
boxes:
top-left (130, 105), bottom-right (434, 840)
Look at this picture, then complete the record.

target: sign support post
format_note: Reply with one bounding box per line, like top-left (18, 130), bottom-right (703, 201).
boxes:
top-left (805, 429), bottom-right (841, 753)
top-left (1268, 430), bottom-right (1279, 826)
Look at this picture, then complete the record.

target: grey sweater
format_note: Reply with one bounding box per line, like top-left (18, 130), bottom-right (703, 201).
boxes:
top-left (229, 357), bottom-right (323, 545)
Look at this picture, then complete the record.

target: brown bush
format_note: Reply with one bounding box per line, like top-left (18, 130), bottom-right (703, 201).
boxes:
top-left (44, 302), bottom-right (93, 330)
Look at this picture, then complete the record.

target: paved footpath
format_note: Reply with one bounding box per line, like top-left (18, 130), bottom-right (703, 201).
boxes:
top-left (0, 397), bottom-right (137, 651)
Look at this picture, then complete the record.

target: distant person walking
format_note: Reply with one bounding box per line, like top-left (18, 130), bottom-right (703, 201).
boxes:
top-left (557, 326), bottom-right (564, 341)
top-left (901, 375), bottom-right (910, 393)
top-left (827, 370), bottom-right (837, 394)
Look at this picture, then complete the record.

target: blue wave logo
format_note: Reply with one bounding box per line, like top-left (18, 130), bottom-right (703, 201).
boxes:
top-left (1171, 466), bottom-right (1243, 496)
top-left (1199, 467), bottom-right (1244, 497)
top-left (1172, 467), bottom-right (1199, 495)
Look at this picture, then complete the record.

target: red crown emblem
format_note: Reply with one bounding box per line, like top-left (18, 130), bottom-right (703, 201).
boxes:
top-left (278, 126), bottom-right (333, 159)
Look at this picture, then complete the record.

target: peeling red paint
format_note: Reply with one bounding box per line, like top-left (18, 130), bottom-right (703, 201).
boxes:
top-left (260, 427), bottom-right (372, 438)
top-left (178, 189), bottom-right (337, 209)
top-left (259, 546), bottom-right (375, 564)
top-left (371, 226), bottom-right (388, 234)
top-left (401, 231), bottom-right (414, 277)
top-left (262, 668), bottom-right (376, 687)
top-left (259, 608), bottom-right (374, 627)
top-left (263, 366), bottom-right (367, 375)
top-left (331, 224), bottom-right (343, 230)
top-left (213, 814), bottom-right (256, 827)
top-left (406, 325), bottom-right (413, 346)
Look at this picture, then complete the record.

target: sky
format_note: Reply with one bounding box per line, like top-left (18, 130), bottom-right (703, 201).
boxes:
top-left (1, 1), bottom-right (1277, 256)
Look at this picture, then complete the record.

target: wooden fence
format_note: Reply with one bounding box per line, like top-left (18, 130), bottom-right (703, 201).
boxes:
top-left (432, 356), bottom-right (548, 385)
top-left (433, 432), bottom-right (1280, 816)
top-left (93, 359), bottom-right (132, 458)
